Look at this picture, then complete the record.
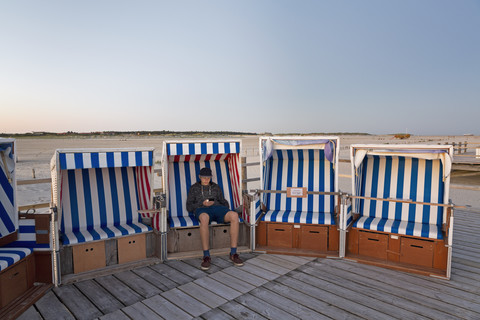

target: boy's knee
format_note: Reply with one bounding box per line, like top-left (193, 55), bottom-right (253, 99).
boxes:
top-left (199, 213), bottom-right (210, 225)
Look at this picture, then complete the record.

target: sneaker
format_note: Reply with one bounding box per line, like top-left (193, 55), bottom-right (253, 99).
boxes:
top-left (201, 256), bottom-right (211, 270)
top-left (230, 253), bottom-right (244, 267)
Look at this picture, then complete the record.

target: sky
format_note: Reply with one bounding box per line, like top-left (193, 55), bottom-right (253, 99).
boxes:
top-left (1, 1), bottom-right (479, 135)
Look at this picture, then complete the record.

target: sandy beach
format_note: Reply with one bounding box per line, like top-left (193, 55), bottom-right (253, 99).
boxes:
top-left (11, 134), bottom-right (480, 211)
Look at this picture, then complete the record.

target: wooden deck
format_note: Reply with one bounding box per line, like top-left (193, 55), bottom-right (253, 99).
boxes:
top-left (17, 209), bottom-right (480, 320)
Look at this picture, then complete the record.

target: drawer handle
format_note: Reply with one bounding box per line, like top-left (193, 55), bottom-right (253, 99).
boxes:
top-left (368, 238), bottom-right (379, 242)
top-left (411, 245), bottom-right (423, 249)
top-left (13, 272), bottom-right (19, 277)
top-left (309, 231), bottom-right (320, 234)
top-left (274, 229), bottom-right (285, 232)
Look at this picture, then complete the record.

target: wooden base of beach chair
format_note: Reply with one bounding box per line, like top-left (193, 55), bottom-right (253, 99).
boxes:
top-left (256, 222), bottom-right (339, 256)
top-left (0, 282), bottom-right (52, 320)
top-left (346, 228), bottom-right (448, 277)
top-left (60, 232), bottom-right (156, 277)
top-left (167, 224), bottom-right (250, 254)
top-left (0, 254), bottom-right (35, 308)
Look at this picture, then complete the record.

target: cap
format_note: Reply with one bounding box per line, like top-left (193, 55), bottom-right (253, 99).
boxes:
top-left (199, 167), bottom-right (212, 177)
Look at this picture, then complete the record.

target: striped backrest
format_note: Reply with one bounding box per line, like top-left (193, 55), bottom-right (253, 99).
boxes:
top-left (355, 155), bottom-right (445, 226)
top-left (165, 141), bottom-right (241, 228)
top-left (0, 139), bottom-right (17, 241)
top-left (263, 149), bottom-right (336, 213)
top-left (4, 218), bottom-right (51, 250)
top-left (55, 149), bottom-right (154, 236)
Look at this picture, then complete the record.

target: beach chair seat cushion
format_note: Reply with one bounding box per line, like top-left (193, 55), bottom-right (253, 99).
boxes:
top-left (353, 216), bottom-right (442, 239)
top-left (261, 210), bottom-right (335, 225)
top-left (61, 222), bottom-right (151, 245)
top-left (0, 247), bottom-right (32, 272)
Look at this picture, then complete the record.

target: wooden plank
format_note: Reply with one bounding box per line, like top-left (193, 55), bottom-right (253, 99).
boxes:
top-left (114, 270), bottom-right (162, 298)
top-left (165, 259), bottom-right (209, 279)
top-left (53, 284), bottom-right (103, 320)
top-left (299, 262), bottom-right (452, 320)
top-left (181, 257), bottom-right (222, 274)
top-left (239, 263), bottom-right (280, 281)
top-left (256, 254), bottom-right (306, 270)
top-left (161, 288), bottom-right (210, 317)
top-left (95, 274), bottom-right (143, 306)
top-left (178, 282), bottom-right (228, 308)
top-left (193, 276), bottom-right (242, 301)
top-left (262, 281), bottom-right (362, 320)
top-left (122, 301), bottom-right (163, 320)
top-left (209, 270), bottom-right (256, 294)
top-left (268, 253), bottom-right (315, 264)
top-left (321, 259), bottom-right (480, 319)
top-left (246, 257), bottom-right (291, 275)
top-left (221, 266), bottom-right (269, 287)
top-left (142, 294), bottom-right (193, 320)
top-left (75, 279), bottom-right (125, 314)
top-left (193, 308), bottom-right (234, 320)
top-left (16, 306), bottom-right (43, 320)
top-left (132, 266), bottom-right (179, 292)
top-left (249, 287), bottom-right (330, 320)
top-left (235, 293), bottom-right (299, 320)
top-left (98, 309), bottom-right (131, 320)
top-left (219, 300), bottom-right (267, 320)
top-left (150, 263), bottom-right (194, 285)
top-left (34, 291), bottom-right (75, 320)
top-left (291, 269), bottom-right (429, 320)
top-left (277, 276), bottom-right (397, 320)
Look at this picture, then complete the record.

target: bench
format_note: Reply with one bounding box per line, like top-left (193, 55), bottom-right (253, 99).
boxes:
top-left (346, 145), bottom-right (454, 278)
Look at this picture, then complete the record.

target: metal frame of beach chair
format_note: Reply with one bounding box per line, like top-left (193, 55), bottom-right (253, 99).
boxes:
top-left (161, 139), bottom-right (248, 258)
top-left (251, 136), bottom-right (341, 256)
top-left (345, 144), bottom-right (454, 279)
top-left (51, 147), bottom-right (156, 284)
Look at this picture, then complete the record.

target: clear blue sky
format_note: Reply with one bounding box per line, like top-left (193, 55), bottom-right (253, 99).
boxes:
top-left (1, 1), bottom-right (479, 135)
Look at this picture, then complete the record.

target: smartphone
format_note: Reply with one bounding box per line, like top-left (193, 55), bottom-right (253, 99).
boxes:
top-left (208, 198), bottom-right (215, 201)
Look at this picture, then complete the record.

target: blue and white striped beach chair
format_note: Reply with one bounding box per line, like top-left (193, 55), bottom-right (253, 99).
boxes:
top-left (162, 140), bottom-right (244, 255)
top-left (51, 148), bottom-right (155, 278)
top-left (346, 144), bottom-right (454, 278)
top-left (1, 139), bottom-right (53, 314)
top-left (255, 136), bottom-right (341, 255)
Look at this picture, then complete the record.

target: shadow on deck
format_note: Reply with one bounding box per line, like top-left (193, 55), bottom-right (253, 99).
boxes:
top-left (19, 209), bottom-right (480, 320)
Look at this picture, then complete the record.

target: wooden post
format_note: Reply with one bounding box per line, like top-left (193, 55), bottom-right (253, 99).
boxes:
top-left (452, 142), bottom-right (457, 154)
top-left (241, 157), bottom-right (247, 192)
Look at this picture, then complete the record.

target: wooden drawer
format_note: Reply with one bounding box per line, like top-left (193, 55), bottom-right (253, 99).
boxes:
top-left (73, 241), bottom-right (106, 274)
top-left (0, 260), bottom-right (28, 308)
top-left (211, 225), bottom-right (231, 249)
top-left (267, 223), bottom-right (293, 248)
top-left (118, 234), bottom-right (146, 264)
top-left (299, 225), bottom-right (328, 251)
top-left (167, 228), bottom-right (203, 253)
top-left (359, 231), bottom-right (388, 260)
top-left (400, 237), bottom-right (434, 268)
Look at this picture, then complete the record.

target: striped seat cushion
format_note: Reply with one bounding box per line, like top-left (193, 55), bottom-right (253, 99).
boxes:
top-left (166, 146), bottom-right (241, 228)
top-left (0, 247), bottom-right (32, 272)
top-left (59, 166), bottom-right (152, 245)
top-left (261, 210), bottom-right (335, 225)
top-left (353, 216), bottom-right (442, 239)
top-left (354, 155), bottom-right (445, 239)
top-left (4, 219), bottom-right (50, 249)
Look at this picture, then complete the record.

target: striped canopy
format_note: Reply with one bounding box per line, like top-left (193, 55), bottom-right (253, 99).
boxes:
top-left (57, 150), bottom-right (153, 170)
top-left (0, 139), bottom-right (17, 241)
top-left (167, 142), bottom-right (240, 156)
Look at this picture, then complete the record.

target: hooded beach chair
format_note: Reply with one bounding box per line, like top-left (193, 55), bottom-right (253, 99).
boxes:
top-left (253, 136), bottom-right (341, 256)
top-left (0, 138), bottom-right (53, 317)
top-left (345, 144), bottom-right (454, 278)
top-left (162, 140), bottom-right (248, 256)
top-left (51, 148), bottom-right (156, 281)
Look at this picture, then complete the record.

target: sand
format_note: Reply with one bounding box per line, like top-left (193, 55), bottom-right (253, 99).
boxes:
top-left (11, 134), bottom-right (480, 212)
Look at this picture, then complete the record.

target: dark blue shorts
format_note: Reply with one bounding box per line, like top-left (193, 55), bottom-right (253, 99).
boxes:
top-left (195, 205), bottom-right (230, 224)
